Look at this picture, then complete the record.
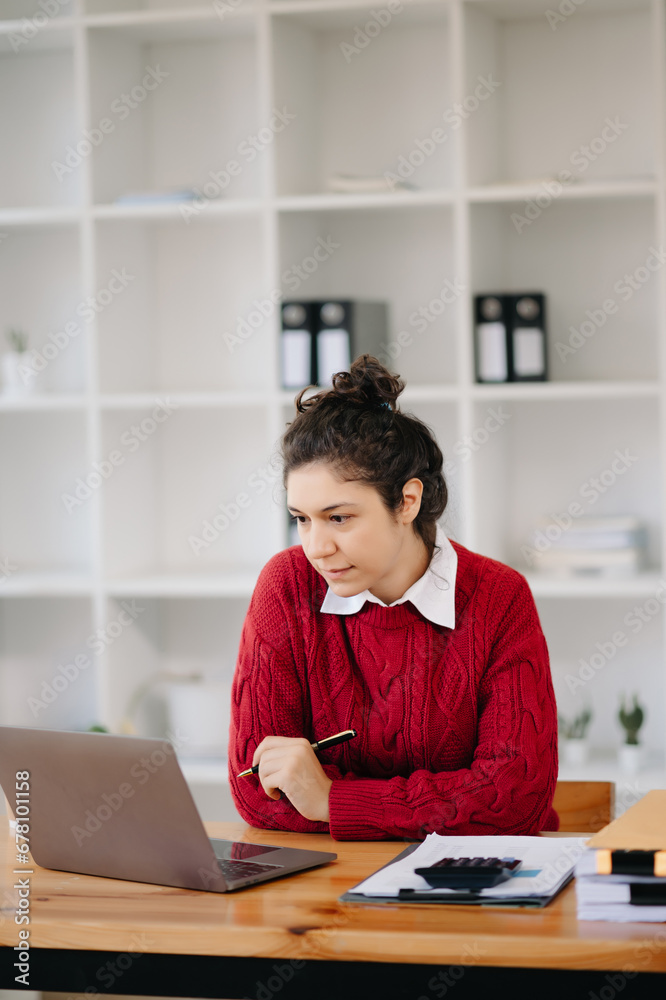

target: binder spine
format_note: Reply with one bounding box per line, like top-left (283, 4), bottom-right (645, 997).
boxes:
top-left (509, 293), bottom-right (547, 382)
top-left (280, 301), bottom-right (317, 389)
top-left (316, 301), bottom-right (352, 387)
top-left (315, 301), bottom-right (389, 386)
top-left (474, 294), bottom-right (512, 383)
top-left (596, 849), bottom-right (666, 877)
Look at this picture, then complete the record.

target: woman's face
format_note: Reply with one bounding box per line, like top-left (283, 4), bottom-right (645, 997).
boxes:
top-left (287, 462), bottom-right (425, 604)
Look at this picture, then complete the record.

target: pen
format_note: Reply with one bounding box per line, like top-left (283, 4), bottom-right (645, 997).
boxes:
top-left (237, 728), bottom-right (357, 778)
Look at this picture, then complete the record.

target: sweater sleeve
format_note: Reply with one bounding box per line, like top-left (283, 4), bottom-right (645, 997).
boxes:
top-left (228, 553), bottom-right (344, 833)
top-left (327, 570), bottom-right (559, 841)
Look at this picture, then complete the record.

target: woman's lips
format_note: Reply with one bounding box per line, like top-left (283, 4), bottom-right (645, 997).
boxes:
top-left (323, 566), bottom-right (352, 578)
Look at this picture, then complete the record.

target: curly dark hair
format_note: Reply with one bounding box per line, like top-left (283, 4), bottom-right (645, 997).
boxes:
top-left (281, 354), bottom-right (448, 557)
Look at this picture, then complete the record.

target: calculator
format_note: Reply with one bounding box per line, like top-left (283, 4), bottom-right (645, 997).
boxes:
top-left (414, 856), bottom-right (522, 889)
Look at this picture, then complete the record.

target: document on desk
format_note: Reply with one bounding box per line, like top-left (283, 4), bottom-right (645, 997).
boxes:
top-left (340, 834), bottom-right (589, 907)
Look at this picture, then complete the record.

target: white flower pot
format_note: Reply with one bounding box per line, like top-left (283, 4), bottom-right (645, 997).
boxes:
top-left (1, 350), bottom-right (36, 397)
top-left (165, 679), bottom-right (231, 758)
top-left (618, 743), bottom-right (644, 774)
top-left (563, 738), bottom-right (590, 767)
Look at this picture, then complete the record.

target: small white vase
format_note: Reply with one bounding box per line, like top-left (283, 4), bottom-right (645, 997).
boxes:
top-left (618, 743), bottom-right (644, 774)
top-left (563, 738), bottom-right (590, 767)
top-left (165, 679), bottom-right (232, 758)
top-left (1, 351), bottom-right (36, 397)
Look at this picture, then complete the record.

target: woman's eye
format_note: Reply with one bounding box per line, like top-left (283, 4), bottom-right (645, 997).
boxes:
top-left (288, 513), bottom-right (349, 524)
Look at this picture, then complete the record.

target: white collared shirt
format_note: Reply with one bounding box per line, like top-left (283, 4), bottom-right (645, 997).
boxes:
top-left (319, 524), bottom-right (457, 628)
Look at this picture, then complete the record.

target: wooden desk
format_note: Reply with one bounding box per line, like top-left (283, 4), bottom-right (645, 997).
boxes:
top-left (1, 819), bottom-right (665, 999)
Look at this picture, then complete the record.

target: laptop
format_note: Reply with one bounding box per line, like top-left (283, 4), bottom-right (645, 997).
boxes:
top-left (0, 725), bottom-right (336, 893)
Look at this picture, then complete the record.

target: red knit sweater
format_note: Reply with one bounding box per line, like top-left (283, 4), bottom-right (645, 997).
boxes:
top-left (228, 539), bottom-right (559, 841)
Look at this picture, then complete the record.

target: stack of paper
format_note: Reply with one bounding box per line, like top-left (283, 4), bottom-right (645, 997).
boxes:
top-left (327, 172), bottom-right (417, 194)
top-left (341, 834), bottom-right (588, 907)
top-left (528, 515), bottom-right (647, 578)
top-left (575, 790), bottom-right (666, 921)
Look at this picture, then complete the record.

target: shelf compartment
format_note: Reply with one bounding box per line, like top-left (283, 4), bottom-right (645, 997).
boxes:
top-left (463, 1), bottom-right (656, 188)
top-left (278, 204), bottom-right (459, 386)
top-left (0, 33), bottom-right (80, 207)
top-left (542, 596), bottom-right (664, 763)
top-left (100, 406), bottom-right (276, 579)
top-left (272, 1), bottom-right (453, 196)
top-left (472, 396), bottom-right (662, 572)
top-left (0, 596), bottom-right (97, 730)
top-left (0, 411), bottom-right (93, 576)
top-left (87, 18), bottom-right (261, 206)
top-left (99, 594), bottom-right (245, 744)
top-left (0, 224), bottom-right (87, 395)
top-left (469, 197), bottom-right (659, 383)
top-left (94, 215), bottom-right (271, 393)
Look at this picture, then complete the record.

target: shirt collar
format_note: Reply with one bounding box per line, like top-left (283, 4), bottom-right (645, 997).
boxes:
top-left (319, 524), bottom-right (457, 628)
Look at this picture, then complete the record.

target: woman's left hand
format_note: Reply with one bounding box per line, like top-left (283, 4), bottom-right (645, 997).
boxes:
top-left (251, 736), bottom-right (333, 823)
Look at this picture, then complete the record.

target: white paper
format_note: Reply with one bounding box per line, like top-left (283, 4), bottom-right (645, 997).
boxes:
top-left (577, 903), bottom-right (666, 922)
top-left (282, 329), bottom-right (311, 387)
top-left (317, 329), bottom-right (350, 386)
top-left (347, 834), bottom-right (588, 899)
top-left (513, 327), bottom-right (545, 377)
top-left (575, 849), bottom-right (666, 920)
top-left (477, 322), bottom-right (508, 381)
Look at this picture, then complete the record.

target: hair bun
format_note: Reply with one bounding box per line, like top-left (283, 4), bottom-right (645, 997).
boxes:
top-left (329, 354), bottom-right (404, 411)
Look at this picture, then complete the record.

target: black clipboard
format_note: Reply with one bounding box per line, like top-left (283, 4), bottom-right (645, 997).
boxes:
top-left (338, 843), bottom-right (571, 908)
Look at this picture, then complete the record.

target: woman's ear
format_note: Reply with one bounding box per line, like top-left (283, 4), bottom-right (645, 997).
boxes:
top-left (400, 478), bottom-right (424, 524)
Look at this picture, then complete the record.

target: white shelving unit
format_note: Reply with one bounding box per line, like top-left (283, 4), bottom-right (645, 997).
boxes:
top-left (1, 0), bottom-right (666, 820)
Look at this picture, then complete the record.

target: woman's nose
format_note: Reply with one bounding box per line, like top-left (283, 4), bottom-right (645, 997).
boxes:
top-left (307, 523), bottom-right (336, 558)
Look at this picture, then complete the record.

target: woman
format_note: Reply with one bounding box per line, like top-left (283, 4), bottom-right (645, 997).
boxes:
top-left (228, 355), bottom-right (559, 840)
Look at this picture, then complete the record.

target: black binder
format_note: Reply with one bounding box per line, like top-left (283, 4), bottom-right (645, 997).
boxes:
top-left (474, 292), bottom-right (547, 383)
top-left (509, 293), bottom-right (547, 381)
top-left (280, 300), bottom-right (389, 389)
top-left (338, 844), bottom-right (567, 908)
top-left (474, 294), bottom-right (512, 383)
top-left (280, 301), bottom-right (317, 389)
top-left (315, 300), bottom-right (388, 386)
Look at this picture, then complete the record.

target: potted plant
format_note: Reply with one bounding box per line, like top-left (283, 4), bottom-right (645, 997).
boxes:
top-left (1, 328), bottom-right (34, 397)
top-left (558, 707), bottom-right (592, 766)
top-left (618, 693), bottom-right (645, 773)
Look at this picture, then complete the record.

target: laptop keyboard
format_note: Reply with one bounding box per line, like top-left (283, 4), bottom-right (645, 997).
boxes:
top-left (214, 857), bottom-right (282, 881)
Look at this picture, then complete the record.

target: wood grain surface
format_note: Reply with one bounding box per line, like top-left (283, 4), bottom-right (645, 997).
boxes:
top-left (1, 819), bottom-right (666, 972)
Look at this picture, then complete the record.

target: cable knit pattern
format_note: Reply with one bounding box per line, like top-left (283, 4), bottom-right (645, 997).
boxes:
top-left (228, 540), bottom-right (559, 841)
